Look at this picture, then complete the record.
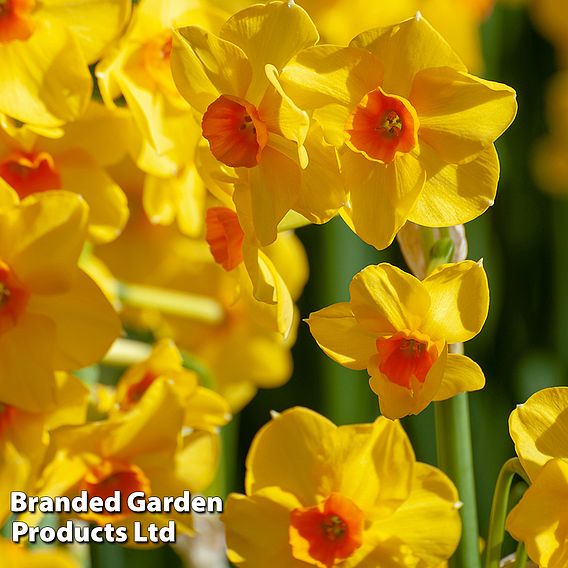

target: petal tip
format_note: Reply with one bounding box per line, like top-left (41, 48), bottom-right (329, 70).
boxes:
top-left (270, 409), bottom-right (281, 419)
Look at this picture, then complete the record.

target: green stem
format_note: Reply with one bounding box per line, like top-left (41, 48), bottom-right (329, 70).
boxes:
top-left (102, 338), bottom-right (152, 367)
top-left (513, 542), bottom-right (528, 568)
top-left (435, 346), bottom-right (481, 568)
top-left (485, 458), bottom-right (529, 568)
top-left (117, 282), bottom-right (224, 324)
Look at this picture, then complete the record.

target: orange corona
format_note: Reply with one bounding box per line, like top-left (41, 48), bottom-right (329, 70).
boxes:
top-left (0, 151), bottom-right (62, 198)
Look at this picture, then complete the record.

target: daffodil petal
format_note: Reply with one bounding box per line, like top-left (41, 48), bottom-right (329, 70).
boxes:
top-left (342, 151), bottom-right (426, 250)
top-left (172, 26), bottom-right (252, 113)
top-left (506, 459), bottom-right (568, 568)
top-left (433, 353), bottom-right (485, 401)
top-left (220, 1), bottom-right (319, 104)
top-left (422, 260), bottom-right (489, 343)
top-left (408, 144), bottom-right (499, 227)
top-left (245, 407), bottom-right (337, 504)
top-left (306, 302), bottom-right (377, 370)
top-left (509, 387), bottom-right (568, 480)
top-left (411, 67), bottom-right (517, 164)
top-left (349, 263), bottom-right (430, 334)
top-left (350, 15), bottom-right (466, 99)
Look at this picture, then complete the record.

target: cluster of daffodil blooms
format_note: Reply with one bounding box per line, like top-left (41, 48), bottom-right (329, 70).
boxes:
top-left (0, 0), bottom-right (557, 567)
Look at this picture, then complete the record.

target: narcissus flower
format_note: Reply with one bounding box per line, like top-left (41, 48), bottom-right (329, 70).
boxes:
top-left (223, 407), bottom-right (461, 567)
top-left (307, 261), bottom-right (489, 419)
top-left (0, 103), bottom-right (130, 242)
top-left (506, 387), bottom-right (568, 567)
top-left (281, 15), bottom-right (517, 249)
top-left (110, 338), bottom-right (231, 432)
top-left (0, 0), bottom-right (130, 128)
top-left (0, 191), bottom-right (121, 412)
top-left (37, 379), bottom-right (219, 535)
top-left (171, 1), bottom-right (345, 245)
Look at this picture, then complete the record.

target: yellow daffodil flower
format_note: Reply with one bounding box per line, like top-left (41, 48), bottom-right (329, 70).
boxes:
top-left (504, 387), bottom-right (568, 567)
top-left (110, 338), bottom-right (231, 432)
top-left (307, 261), bottom-right (489, 419)
top-left (0, 0), bottom-right (130, 128)
top-left (224, 406), bottom-right (461, 567)
top-left (0, 191), bottom-right (122, 412)
top-left (281, 15), bottom-right (517, 249)
top-left (171, 1), bottom-right (345, 246)
top-left (0, 538), bottom-right (79, 567)
top-left (0, 102), bottom-right (130, 243)
top-left (36, 379), bottom-right (219, 535)
top-left (0, 373), bottom-right (88, 525)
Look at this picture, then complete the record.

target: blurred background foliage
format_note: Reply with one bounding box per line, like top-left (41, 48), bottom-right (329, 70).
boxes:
top-left (88, 1), bottom-right (566, 565)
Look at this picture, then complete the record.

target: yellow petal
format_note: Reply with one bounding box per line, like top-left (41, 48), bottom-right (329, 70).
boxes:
top-left (41, 0), bottom-right (131, 63)
top-left (306, 302), bottom-right (377, 370)
top-left (245, 407), bottom-right (337, 505)
top-left (184, 386), bottom-right (231, 431)
top-left (58, 150), bottom-right (129, 243)
top-left (506, 459), bottom-right (568, 568)
top-left (1, 191), bottom-right (88, 294)
top-left (349, 263), bottom-right (431, 334)
top-left (410, 67), bottom-right (517, 164)
top-left (422, 260), bottom-right (489, 343)
top-left (28, 270), bottom-right (122, 371)
top-left (172, 26), bottom-right (251, 113)
top-left (433, 353), bottom-right (486, 401)
top-left (336, 417), bottom-right (415, 517)
top-left (220, 1), bottom-right (319, 104)
top-left (175, 430), bottom-right (220, 492)
top-left (408, 144), bottom-right (499, 227)
top-left (367, 462), bottom-right (461, 566)
top-left (509, 387), bottom-right (568, 480)
top-left (225, 489), bottom-right (303, 568)
top-left (369, 344), bottom-right (447, 419)
top-left (46, 373), bottom-right (89, 430)
top-left (0, 19), bottom-right (91, 128)
top-left (350, 15), bottom-right (466, 99)
top-left (342, 150), bottom-right (426, 250)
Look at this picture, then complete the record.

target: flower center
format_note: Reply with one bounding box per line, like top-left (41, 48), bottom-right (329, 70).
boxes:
top-left (121, 371), bottom-right (157, 410)
top-left (205, 207), bottom-right (244, 271)
top-left (202, 95), bottom-right (268, 168)
top-left (0, 0), bottom-right (35, 43)
top-left (376, 330), bottom-right (437, 389)
top-left (79, 460), bottom-right (151, 523)
top-left (142, 31), bottom-right (176, 94)
top-left (345, 87), bottom-right (418, 163)
top-left (0, 402), bottom-right (16, 437)
top-left (289, 493), bottom-right (364, 567)
top-left (0, 261), bottom-right (29, 335)
top-left (0, 151), bottom-right (62, 198)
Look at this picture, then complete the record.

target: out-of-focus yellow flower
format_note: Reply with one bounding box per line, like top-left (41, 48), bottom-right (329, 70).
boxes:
top-left (530, 0), bottom-right (568, 66)
top-left (37, 379), bottom-right (218, 535)
top-left (0, 102), bottom-right (130, 243)
top-left (0, 538), bottom-right (79, 567)
top-left (171, 1), bottom-right (345, 246)
top-left (0, 0), bottom-right (130, 128)
top-left (224, 407), bottom-right (461, 567)
top-left (0, 373), bottom-right (88, 525)
top-left (506, 387), bottom-right (568, 567)
top-left (96, 199), bottom-right (306, 410)
top-left (0, 191), bottom-right (121, 412)
top-left (307, 261), bottom-right (488, 419)
top-left (281, 15), bottom-right (517, 249)
top-left (110, 338), bottom-right (231, 431)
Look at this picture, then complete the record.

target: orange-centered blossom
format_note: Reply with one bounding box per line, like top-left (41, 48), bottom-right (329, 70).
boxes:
top-left (0, 402), bottom-right (16, 437)
top-left (79, 460), bottom-right (151, 522)
top-left (205, 207), bottom-right (245, 271)
top-left (142, 31), bottom-right (175, 94)
top-left (345, 87), bottom-right (419, 164)
top-left (201, 95), bottom-right (268, 168)
top-left (0, 151), bottom-right (62, 198)
top-left (290, 493), bottom-right (364, 568)
top-left (376, 330), bottom-right (438, 390)
top-left (0, 261), bottom-right (29, 335)
top-left (0, 0), bottom-right (35, 43)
